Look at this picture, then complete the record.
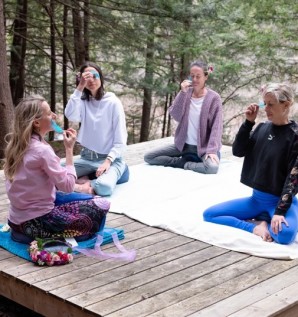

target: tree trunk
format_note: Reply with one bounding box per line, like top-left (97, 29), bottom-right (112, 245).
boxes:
top-left (161, 93), bottom-right (169, 138)
top-left (166, 95), bottom-right (173, 137)
top-left (0, 0), bottom-right (14, 159)
top-left (72, 0), bottom-right (85, 67)
top-left (83, 0), bottom-right (90, 61)
top-left (9, 0), bottom-right (27, 105)
top-left (62, 2), bottom-right (69, 130)
top-left (162, 56), bottom-right (176, 138)
top-left (139, 18), bottom-right (154, 142)
top-left (48, 0), bottom-right (56, 141)
top-left (180, 0), bottom-right (193, 81)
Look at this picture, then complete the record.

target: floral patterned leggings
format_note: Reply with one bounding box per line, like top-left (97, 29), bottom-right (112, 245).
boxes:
top-left (8, 196), bottom-right (110, 239)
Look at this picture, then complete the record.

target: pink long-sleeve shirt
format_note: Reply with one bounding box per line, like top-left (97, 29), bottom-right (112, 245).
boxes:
top-left (5, 135), bottom-right (77, 224)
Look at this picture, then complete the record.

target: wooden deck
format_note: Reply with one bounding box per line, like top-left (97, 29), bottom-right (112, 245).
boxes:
top-left (1, 137), bottom-right (298, 317)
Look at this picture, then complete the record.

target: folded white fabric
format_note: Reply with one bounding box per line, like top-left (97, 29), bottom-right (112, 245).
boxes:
top-left (108, 160), bottom-right (298, 260)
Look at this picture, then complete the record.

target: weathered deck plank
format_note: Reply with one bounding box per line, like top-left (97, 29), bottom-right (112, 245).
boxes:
top-left (195, 265), bottom-right (298, 317)
top-left (104, 256), bottom-right (271, 317)
top-left (150, 258), bottom-right (298, 317)
top-left (1, 137), bottom-right (298, 317)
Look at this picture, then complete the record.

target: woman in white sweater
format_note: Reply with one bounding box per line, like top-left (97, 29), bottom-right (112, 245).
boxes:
top-left (65, 61), bottom-right (129, 196)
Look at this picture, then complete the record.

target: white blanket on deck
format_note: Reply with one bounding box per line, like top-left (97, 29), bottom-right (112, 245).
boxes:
top-left (107, 160), bottom-right (298, 260)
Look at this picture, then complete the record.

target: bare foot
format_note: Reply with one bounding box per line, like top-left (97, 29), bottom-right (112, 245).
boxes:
top-left (252, 220), bottom-right (273, 242)
top-left (74, 181), bottom-right (95, 195)
top-left (76, 176), bottom-right (90, 185)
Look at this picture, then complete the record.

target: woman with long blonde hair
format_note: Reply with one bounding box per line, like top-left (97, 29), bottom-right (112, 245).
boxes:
top-left (4, 95), bottom-right (109, 242)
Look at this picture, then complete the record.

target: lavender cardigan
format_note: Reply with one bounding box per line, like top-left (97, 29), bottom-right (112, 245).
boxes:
top-left (169, 88), bottom-right (223, 157)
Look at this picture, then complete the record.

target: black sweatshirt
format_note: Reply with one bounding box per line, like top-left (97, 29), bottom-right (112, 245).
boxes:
top-left (232, 119), bottom-right (298, 216)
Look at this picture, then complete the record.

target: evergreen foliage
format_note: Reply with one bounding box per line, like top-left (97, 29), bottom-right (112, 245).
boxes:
top-left (2, 0), bottom-right (298, 149)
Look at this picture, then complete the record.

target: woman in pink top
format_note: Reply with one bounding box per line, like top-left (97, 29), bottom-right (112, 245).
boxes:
top-left (4, 95), bottom-right (110, 242)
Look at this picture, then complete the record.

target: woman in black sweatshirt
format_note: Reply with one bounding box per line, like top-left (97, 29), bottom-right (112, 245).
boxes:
top-left (204, 83), bottom-right (298, 245)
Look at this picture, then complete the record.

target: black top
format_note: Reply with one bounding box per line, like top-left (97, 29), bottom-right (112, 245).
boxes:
top-left (232, 119), bottom-right (298, 216)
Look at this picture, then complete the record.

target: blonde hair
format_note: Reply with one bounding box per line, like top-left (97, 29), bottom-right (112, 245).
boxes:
top-left (4, 95), bottom-right (45, 181)
top-left (262, 83), bottom-right (294, 106)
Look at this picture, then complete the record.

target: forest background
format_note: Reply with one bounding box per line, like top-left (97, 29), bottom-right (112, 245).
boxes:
top-left (0, 0), bottom-right (298, 160)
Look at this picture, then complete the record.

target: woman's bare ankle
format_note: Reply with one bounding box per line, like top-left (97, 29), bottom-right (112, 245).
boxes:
top-left (74, 181), bottom-right (95, 195)
top-left (253, 221), bottom-right (273, 242)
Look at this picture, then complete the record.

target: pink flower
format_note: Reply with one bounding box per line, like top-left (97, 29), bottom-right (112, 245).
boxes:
top-left (52, 254), bottom-right (61, 262)
top-left (30, 241), bottom-right (38, 248)
top-left (259, 84), bottom-right (266, 93)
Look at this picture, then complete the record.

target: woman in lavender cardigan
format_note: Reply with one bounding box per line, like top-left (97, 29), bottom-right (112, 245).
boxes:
top-left (144, 60), bottom-right (223, 174)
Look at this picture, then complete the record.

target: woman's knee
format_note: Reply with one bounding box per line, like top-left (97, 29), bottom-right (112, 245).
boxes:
top-left (144, 152), bottom-right (153, 164)
top-left (205, 164), bottom-right (219, 174)
top-left (203, 208), bottom-right (215, 222)
top-left (204, 158), bottom-right (219, 174)
top-left (274, 228), bottom-right (297, 245)
top-left (144, 148), bottom-right (163, 164)
top-left (92, 180), bottom-right (114, 196)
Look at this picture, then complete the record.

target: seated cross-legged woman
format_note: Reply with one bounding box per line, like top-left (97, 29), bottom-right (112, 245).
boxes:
top-left (203, 83), bottom-right (298, 245)
top-left (65, 61), bottom-right (129, 196)
top-left (144, 60), bottom-right (223, 174)
top-left (4, 95), bottom-right (110, 242)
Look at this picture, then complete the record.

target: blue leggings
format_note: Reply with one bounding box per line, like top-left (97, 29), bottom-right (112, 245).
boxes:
top-left (203, 189), bottom-right (298, 244)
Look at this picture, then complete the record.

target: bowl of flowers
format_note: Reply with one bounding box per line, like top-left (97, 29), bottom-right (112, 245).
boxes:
top-left (29, 238), bottom-right (73, 266)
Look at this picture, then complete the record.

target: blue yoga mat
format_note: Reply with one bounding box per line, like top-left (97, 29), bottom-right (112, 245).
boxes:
top-left (0, 224), bottom-right (125, 262)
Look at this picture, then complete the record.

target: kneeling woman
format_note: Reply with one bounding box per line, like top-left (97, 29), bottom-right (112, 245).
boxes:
top-left (4, 95), bottom-right (109, 241)
top-left (203, 83), bottom-right (298, 245)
